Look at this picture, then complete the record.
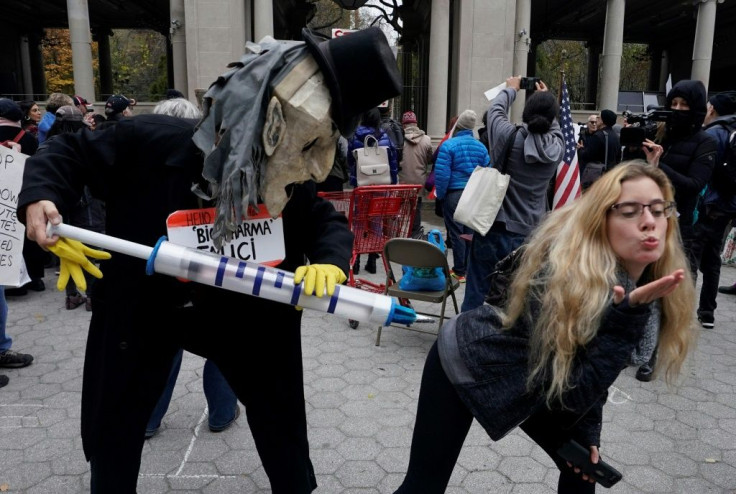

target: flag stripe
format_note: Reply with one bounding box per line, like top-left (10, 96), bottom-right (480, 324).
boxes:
top-left (552, 77), bottom-right (581, 209)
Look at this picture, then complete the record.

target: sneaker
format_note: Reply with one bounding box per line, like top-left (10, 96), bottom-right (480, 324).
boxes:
top-left (697, 311), bottom-right (715, 329)
top-left (0, 349), bottom-right (34, 369)
top-left (209, 405), bottom-right (240, 433)
top-left (451, 271), bottom-right (466, 283)
top-left (718, 284), bottom-right (736, 295)
top-left (0, 374), bottom-right (8, 388)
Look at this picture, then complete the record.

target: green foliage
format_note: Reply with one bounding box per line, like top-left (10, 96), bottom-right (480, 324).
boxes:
top-left (108, 30), bottom-right (167, 100)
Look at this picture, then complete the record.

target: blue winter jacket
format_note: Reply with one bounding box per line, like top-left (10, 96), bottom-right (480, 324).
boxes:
top-left (434, 129), bottom-right (490, 200)
top-left (347, 125), bottom-right (399, 186)
top-left (37, 112), bottom-right (56, 144)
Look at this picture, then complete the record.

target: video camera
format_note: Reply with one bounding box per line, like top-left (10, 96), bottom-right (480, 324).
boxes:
top-left (620, 106), bottom-right (672, 147)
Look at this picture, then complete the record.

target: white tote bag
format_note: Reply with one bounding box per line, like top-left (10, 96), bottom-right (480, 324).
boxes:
top-left (453, 165), bottom-right (510, 236)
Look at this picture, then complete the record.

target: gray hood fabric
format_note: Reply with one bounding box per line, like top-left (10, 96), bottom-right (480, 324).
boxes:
top-left (192, 38), bottom-right (310, 248)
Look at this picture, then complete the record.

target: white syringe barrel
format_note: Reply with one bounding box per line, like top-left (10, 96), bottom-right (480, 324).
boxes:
top-left (152, 241), bottom-right (394, 325)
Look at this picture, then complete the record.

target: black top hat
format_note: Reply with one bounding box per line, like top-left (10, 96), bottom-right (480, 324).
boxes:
top-left (302, 27), bottom-right (402, 138)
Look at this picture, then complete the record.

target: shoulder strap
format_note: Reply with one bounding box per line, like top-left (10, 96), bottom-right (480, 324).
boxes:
top-left (496, 126), bottom-right (522, 174)
top-left (13, 129), bottom-right (26, 143)
top-left (603, 129), bottom-right (609, 167)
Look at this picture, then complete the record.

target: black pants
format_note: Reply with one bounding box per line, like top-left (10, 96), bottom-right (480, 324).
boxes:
top-left (86, 287), bottom-right (317, 494)
top-left (691, 208), bottom-right (734, 315)
top-left (393, 343), bottom-right (595, 494)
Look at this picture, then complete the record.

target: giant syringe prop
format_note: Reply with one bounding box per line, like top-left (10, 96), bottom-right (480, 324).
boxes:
top-left (47, 223), bottom-right (433, 326)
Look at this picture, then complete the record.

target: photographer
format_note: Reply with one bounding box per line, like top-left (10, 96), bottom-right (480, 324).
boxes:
top-left (639, 80), bottom-right (717, 274)
top-left (461, 75), bottom-right (563, 311)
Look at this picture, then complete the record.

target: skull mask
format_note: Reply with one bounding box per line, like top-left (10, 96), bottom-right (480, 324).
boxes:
top-left (261, 55), bottom-right (338, 216)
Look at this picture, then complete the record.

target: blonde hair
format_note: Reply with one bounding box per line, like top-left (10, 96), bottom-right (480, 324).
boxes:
top-left (503, 160), bottom-right (696, 405)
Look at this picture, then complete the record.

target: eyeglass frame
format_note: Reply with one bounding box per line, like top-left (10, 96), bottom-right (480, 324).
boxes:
top-left (608, 200), bottom-right (677, 219)
top-left (587, 120), bottom-right (597, 125)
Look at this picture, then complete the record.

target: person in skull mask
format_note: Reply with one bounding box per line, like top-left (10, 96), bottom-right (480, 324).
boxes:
top-left (635, 79), bottom-right (716, 383)
top-left (17, 27), bottom-right (401, 493)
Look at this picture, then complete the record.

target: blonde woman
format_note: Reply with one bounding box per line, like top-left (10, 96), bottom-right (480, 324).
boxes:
top-left (393, 160), bottom-right (696, 493)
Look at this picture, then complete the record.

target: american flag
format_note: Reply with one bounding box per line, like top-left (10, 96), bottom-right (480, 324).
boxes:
top-left (552, 77), bottom-right (581, 209)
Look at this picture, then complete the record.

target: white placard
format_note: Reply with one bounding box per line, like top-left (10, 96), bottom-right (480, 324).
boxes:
top-left (0, 145), bottom-right (28, 286)
top-left (166, 207), bottom-right (285, 267)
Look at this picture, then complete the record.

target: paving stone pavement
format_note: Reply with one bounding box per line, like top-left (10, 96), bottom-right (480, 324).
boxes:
top-left (2, 216), bottom-right (736, 493)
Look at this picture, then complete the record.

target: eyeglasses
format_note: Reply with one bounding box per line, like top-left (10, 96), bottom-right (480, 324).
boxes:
top-left (609, 200), bottom-right (676, 219)
top-left (587, 120), bottom-right (597, 125)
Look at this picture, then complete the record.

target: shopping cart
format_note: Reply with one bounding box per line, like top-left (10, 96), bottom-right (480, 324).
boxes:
top-left (319, 184), bottom-right (422, 328)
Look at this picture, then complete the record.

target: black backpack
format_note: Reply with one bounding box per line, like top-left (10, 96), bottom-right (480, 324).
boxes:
top-left (710, 117), bottom-right (736, 196)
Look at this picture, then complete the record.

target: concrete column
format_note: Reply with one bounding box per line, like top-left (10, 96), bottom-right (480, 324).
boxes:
top-left (170, 0), bottom-right (188, 96)
top-left (66, 0), bottom-right (96, 100)
top-left (658, 49), bottom-right (670, 92)
top-left (691, 0), bottom-right (721, 89)
top-left (511, 0), bottom-right (532, 123)
top-left (599, 0), bottom-right (625, 112)
top-left (97, 32), bottom-right (113, 98)
top-left (20, 36), bottom-right (33, 97)
top-left (586, 43), bottom-right (601, 109)
top-left (28, 32), bottom-right (46, 98)
top-left (253, 0), bottom-right (274, 41)
top-left (427, 0), bottom-right (450, 137)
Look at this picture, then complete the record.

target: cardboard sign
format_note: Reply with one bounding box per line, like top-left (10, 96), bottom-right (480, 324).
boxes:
top-left (0, 145), bottom-right (28, 286)
top-left (166, 206), bottom-right (285, 267)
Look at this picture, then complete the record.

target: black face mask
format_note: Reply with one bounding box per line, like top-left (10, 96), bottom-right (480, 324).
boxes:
top-left (666, 109), bottom-right (697, 138)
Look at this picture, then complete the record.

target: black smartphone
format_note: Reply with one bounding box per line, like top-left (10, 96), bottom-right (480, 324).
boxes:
top-left (556, 440), bottom-right (623, 488)
top-left (519, 77), bottom-right (541, 91)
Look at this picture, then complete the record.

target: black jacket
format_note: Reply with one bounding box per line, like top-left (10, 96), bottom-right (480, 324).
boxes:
top-left (577, 126), bottom-right (621, 169)
top-left (659, 129), bottom-right (717, 231)
top-left (18, 114), bottom-right (353, 461)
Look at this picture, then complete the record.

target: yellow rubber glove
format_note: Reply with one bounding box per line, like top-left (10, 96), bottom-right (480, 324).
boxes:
top-left (48, 238), bottom-right (112, 292)
top-left (293, 264), bottom-right (347, 297)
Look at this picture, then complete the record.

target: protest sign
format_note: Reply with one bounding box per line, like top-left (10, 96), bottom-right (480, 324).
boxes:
top-left (0, 145), bottom-right (28, 285)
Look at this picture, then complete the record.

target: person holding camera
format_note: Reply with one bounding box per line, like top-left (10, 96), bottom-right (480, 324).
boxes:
top-left (640, 80), bottom-right (717, 275)
top-left (461, 75), bottom-right (563, 311)
top-left (391, 161), bottom-right (696, 494)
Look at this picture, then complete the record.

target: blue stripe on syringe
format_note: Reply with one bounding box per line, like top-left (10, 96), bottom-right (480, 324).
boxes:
top-left (215, 257), bottom-right (228, 286)
top-left (253, 266), bottom-right (266, 296)
top-left (327, 285), bottom-right (340, 314)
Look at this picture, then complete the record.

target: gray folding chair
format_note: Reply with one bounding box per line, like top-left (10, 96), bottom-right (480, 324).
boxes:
top-left (376, 237), bottom-right (460, 346)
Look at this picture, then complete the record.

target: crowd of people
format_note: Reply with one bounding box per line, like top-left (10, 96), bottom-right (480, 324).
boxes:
top-left (2, 26), bottom-right (735, 493)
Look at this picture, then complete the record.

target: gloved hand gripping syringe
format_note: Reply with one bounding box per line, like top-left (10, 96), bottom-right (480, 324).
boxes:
top-left (47, 222), bottom-right (433, 326)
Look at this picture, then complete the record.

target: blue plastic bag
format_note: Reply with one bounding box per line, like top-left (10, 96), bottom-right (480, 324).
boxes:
top-left (399, 229), bottom-right (447, 291)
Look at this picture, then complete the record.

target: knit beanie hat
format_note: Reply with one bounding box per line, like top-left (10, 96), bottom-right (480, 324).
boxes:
top-left (455, 109), bottom-right (477, 130)
top-left (401, 111), bottom-right (417, 125)
top-left (0, 98), bottom-right (23, 122)
top-left (709, 91), bottom-right (736, 116)
top-left (600, 109), bottom-right (617, 127)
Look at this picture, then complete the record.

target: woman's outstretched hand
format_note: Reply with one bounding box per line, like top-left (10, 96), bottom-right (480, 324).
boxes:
top-left (613, 269), bottom-right (686, 306)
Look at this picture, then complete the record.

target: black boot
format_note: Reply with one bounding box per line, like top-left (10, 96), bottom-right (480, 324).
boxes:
top-left (365, 253), bottom-right (378, 274)
top-left (636, 349), bottom-right (657, 382)
top-left (352, 255), bottom-right (360, 275)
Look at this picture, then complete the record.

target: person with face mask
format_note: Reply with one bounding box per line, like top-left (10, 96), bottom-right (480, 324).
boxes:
top-left (634, 79), bottom-right (716, 382)
top-left (640, 80), bottom-right (717, 274)
top-left (17, 27), bottom-right (401, 493)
